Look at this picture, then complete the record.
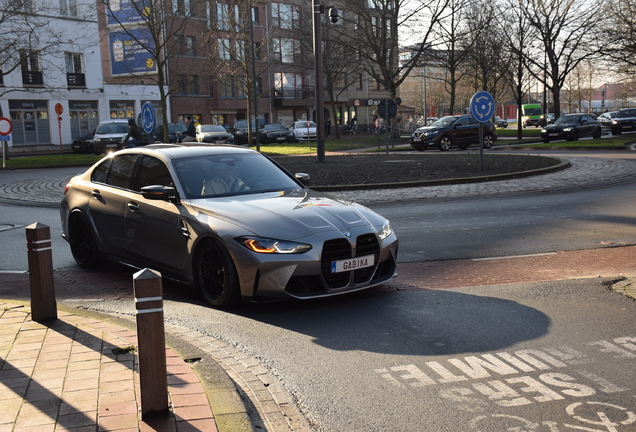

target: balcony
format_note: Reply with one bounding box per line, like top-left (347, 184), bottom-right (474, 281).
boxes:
top-left (22, 70), bottom-right (44, 87)
top-left (273, 86), bottom-right (315, 107)
top-left (67, 73), bottom-right (86, 88)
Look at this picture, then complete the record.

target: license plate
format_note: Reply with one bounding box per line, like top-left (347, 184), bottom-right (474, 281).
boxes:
top-left (624, 125), bottom-right (632, 129)
top-left (277, 137), bottom-right (285, 140)
top-left (549, 133), bottom-right (559, 136)
top-left (331, 254), bottom-right (375, 273)
top-left (106, 144), bottom-right (118, 148)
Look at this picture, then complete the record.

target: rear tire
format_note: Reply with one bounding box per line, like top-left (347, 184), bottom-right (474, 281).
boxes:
top-left (483, 133), bottom-right (494, 149)
top-left (194, 238), bottom-right (240, 308)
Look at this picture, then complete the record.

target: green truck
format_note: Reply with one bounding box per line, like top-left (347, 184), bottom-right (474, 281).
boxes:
top-left (521, 104), bottom-right (543, 128)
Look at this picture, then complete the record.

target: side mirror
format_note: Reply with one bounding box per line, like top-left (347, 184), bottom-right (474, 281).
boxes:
top-left (141, 185), bottom-right (179, 203)
top-left (295, 173), bottom-right (311, 184)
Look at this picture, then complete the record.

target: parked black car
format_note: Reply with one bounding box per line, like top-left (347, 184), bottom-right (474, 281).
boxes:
top-left (71, 129), bottom-right (96, 153)
top-left (597, 111), bottom-right (617, 129)
top-left (230, 120), bottom-right (257, 145)
top-left (410, 115), bottom-right (497, 151)
top-left (259, 123), bottom-right (295, 144)
top-left (540, 114), bottom-right (602, 142)
top-left (153, 123), bottom-right (188, 143)
top-left (610, 108), bottom-right (636, 135)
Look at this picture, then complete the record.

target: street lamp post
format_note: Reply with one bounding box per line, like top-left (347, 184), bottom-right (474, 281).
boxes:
top-left (312, 0), bottom-right (337, 163)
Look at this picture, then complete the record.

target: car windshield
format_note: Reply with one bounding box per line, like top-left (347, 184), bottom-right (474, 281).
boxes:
top-left (200, 125), bottom-right (226, 133)
top-left (174, 153), bottom-right (302, 199)
top-left (523, 107), bottom-right (542, 116)
top-left (234, 120), bottom-right (256, 129)
top-left (168, 124), bottom-right (188, 133)
top-left (430, 116), bottom-right (459, 127)
top-left (96, 123), bottom-right (128, 134)
top-left (554, 115), bottom-right (582, 125)
top-left (617, 109), bottom-right (636, 118)
top-left (294, 121), bottom-right (316, 128)
top-left (263, 124), bottom-right (286, 131)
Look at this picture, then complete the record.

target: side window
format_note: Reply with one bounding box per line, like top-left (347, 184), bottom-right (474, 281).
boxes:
top-left (91, 158), bottom-right (112, 184)
top-left (456, 117), bottom-right (469, 127)
top-left (133, 155), bottom-right (173, 192)
top-left (107, 154), bottom-right (137, 189)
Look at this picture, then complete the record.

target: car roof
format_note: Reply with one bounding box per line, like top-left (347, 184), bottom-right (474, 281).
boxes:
top-left (98, 119), bottom-right (129, 124)
top-left (112, 143), bottom-right (259, 161)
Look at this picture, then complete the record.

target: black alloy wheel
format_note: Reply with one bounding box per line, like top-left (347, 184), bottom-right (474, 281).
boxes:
top-left (194, 238), bottom-right (240, 307)
top-left (483, 133), bottom-right (495, 149)
top-left (68, 213), bottom-right (100, 268)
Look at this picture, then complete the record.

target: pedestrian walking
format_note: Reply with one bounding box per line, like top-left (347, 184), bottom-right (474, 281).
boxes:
top-left (181, 116), bottom-right (197, 142)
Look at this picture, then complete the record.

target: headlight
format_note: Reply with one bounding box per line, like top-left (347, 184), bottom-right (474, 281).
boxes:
top-left (378, 220), bottom-right (392, 240)
top-left (541, 129), bottom-right (547, 133)
top-left (563, 127), bottom-right (573, 132)
top-left (612, 120), bottom-right (618, 125)
top-left (237, 236), bottom-right (312, 254)
top-left (425, 130), bottom-right (440, 136)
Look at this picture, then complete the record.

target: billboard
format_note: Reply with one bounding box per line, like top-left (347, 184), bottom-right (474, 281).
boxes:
top-left (107, 0), bottom-right (149, 25)
top-left (109, 28), bottom-right (157, 76)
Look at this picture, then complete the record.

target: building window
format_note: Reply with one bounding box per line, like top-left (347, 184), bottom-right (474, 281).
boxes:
top-left (357, 73), bottom-right (363, 90)
top-left (188, 75), bottom-right (199, 95)
top-left (173, 0), bottom-right (191, 16)
top-left (253, 42), bottom-right (261, 60)
top-left (274, 72), bottom-right (304, 98)
top-left (216, 3), bottom-right (230, 31)
top-left (251, 6), bottom-right (258, 24)
top-left (177, 74), bottom-right (187, 94)
top-left (272, 2), bottom-right (299, 29)
top-left (237, 76), bottom-right (247, 98)
top-left (65, 53), bottom-right (85, 87)
top-left (235, 39), bottom-right (247, 62)
top-left (334, 73), bottom-right (346, 88)
top-left (218, 38), bottom-right (231, 60)
top-left (221, 75), bottom-right (233, 98)
top-left (273, 38), bottom-right (299, 63)
top-left (208, 76), bottom-right (214, 98)
top-left (255, 77), bottom-right (262, 96)
top-left (20, 51), bottom-right (43, 86)
top-left (60, 0), bottom-right (77, 16)
top-left (186, 36), bottom-right (196, 56)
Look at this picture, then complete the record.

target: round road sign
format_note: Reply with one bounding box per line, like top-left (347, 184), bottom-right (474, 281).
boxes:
top-left (141, 102), bottom-right (156, 135)
top-left (55, 103), bottom-right (64, 115)
top-left (0, 118), bottom-right (13, 135)
top-left (470, 91), bottom-right (495, 123)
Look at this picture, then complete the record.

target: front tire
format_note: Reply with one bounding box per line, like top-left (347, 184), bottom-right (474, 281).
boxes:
top-left (194, 238), bottom-right (240, 308)
top-left (438, 136), bottom-right (452, 151)
top-left (68, 213), bottom-right (100, 268)
top-left (483, 133), bottom-right (494, 149)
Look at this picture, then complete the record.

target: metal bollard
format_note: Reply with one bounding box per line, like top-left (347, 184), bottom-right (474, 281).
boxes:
top-left (26, 222), bottom-right (57, 321)
top-left (133, 268), bottom-right (169, 419)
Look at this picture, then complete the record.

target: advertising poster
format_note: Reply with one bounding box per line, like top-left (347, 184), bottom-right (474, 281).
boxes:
top-left (107, 0), bottom-right (149, 25)
top-left (109, 29), bottom-right (157, 76)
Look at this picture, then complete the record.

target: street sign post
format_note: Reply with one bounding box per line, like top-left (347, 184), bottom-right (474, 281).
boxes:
top-left (0, 117), bottom-right (12, 168)
top-left (378, 99), bottom-right (398, 154)
top-left (55, 103), bottom-right (63, 151)
top-left (469, 91), bottom-right (496, 171)
top-left (141, 102), bottom-right (156, 145)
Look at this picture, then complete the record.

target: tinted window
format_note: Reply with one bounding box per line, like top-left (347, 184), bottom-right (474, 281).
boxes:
top-left (106, 154), bottom-right (137, 189)
top-left (92, 158), bottom-right (113, 184)
top-left (133, 156), bottom-right (173, 192)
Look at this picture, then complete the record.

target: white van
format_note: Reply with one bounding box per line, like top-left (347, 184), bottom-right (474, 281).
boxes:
top-left (93, 119), bottom-right (129, 155)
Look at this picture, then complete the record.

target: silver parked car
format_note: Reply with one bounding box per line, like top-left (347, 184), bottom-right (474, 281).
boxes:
top-left (60, 144), bottom-right (398, 307)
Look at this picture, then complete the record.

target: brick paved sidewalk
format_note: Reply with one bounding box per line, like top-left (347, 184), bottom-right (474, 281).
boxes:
top-left (0, 303), bottom-right (239, 432)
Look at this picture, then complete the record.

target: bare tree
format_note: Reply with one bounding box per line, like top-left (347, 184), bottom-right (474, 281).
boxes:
top-left (0, 0), bottom-right (92, 101)
top-left (522, 0), bottom-right (606, 120)
top-left (204, 0), bottom-right (272, 148)
top-left (100, 0), bottom-right (204, 142)
top-left (496, 0), bottom-right (536, 137)
top-left (602, 0), bottom-right (636, 75)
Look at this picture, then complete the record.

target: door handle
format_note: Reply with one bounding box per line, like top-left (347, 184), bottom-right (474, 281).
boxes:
top-left (127, 202), bottom-right (139, 211)
top-left (91, 189), bottom-right (101, 198)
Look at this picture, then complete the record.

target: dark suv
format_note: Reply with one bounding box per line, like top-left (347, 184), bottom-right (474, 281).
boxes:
top-left (410, 115), bottom-right (497, 151)
top-left (610, 108), bottom-right (636, 135)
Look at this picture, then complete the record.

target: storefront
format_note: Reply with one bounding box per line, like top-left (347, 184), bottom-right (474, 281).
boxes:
top-left (9, 100), bottom-right (51, 145)
top-left (109, 100), bottom-right (135, 119)
top-left (69, 101), bottom-right (99, 139)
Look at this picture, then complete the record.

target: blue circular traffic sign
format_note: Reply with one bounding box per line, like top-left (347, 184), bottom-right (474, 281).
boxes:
top-left (141, 102), bottom-right (156, 134)
top-left (470, 91), bottom-right (495, 123)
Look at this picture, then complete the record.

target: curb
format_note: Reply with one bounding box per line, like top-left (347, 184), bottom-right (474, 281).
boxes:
top-left (311, 157), bottom-right (571, 192)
